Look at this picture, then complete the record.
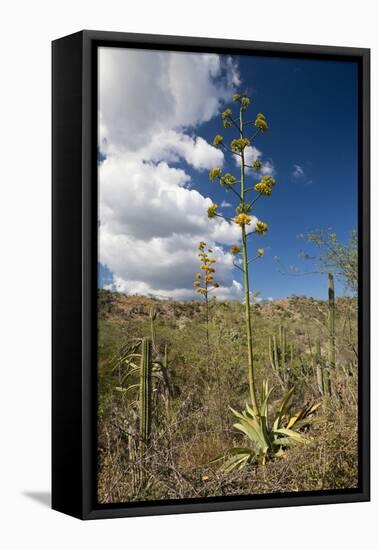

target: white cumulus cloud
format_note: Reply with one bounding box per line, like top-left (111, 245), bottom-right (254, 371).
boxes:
top-left (234, 145), bottom-right (275, 178)
top-left (98, 47), bottom-right (245, 300)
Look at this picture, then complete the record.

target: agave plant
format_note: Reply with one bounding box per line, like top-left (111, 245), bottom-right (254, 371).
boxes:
top-left (217, 381), bottom-right (321, 471)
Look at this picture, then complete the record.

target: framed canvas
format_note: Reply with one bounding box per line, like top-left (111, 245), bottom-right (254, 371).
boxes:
top-left (52, 30), bottom-right (370, 520)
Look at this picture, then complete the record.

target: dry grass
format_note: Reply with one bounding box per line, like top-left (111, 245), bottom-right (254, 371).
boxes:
top-left (97, 290), bottom-right (358, 503)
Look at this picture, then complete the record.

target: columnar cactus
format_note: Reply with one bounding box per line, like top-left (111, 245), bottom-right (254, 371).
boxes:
top-left (149, 307), bottom-right (157, 352)
top-left (328, 273), bottom-right (336, 371)
top-left (139, 337), bottom-right (152, 450)
top-left (268, 325), bottom-right (293, 387)
top-left (207, 94), bottom-right (277, 413)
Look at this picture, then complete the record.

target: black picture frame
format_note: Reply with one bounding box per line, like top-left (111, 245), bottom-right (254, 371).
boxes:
top-left (52, 30), bottom-right (370, 520)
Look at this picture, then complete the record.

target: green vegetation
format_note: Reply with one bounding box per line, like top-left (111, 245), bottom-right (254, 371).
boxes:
top-left (299, 228), bottom-right (358, 293)
top-left (215, 384), bottom-right (321, 471)
top-left (96, 94), bottom-right (358, 504)
top-left (97, 283), bottom-right (358, 503)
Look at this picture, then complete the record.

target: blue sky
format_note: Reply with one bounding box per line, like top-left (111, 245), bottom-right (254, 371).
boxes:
top-left (98, 48), bottom-right (358, 301)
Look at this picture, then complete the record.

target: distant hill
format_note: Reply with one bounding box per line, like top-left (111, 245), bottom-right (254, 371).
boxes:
top-left (98, 288), bottom-right (356, 327)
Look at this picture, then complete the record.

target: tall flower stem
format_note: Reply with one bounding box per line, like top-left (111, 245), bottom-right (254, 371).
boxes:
top-left (240, 106), bottom-right (259, 415)
top-left (193, 242), bottom-right (220, 378)
top-left (205, 287), bottom-right (209, 359)
top-left (207, 95), bottom-right (273, 414)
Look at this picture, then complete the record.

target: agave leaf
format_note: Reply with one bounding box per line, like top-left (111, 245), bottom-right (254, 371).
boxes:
top-left (222, 454), bottom-right (251, 473)
top-left (275, 427), bottom-right (308, 444)
top-left (286, 410), bottom-right (303, 429)
top-left (245, 402), bottom-right (258, 419)
top-left (260, 415), bottom-right (273, 449)
top-left (230, 406), bottom-right (248, 422)
top-left (210, 446), bottom-right (250, 465)
top-left (235, 419), bottom-right (269, 454)
top-left (260, 379), bottom-right (270, 405)
top-left (227, 446), bottom-right (254, 456)
top-left (259, 384), bottom-right (274, 418)
top-left (209, 453), bottom-right (226, 464)
top-left (273, 435), bottom-right (298, 448)
top-left (286, 401), bottom-right (321, 429)
top-left (273, 386), bottom-right (295, 431)
top-left (306, 401), bottom-right (322, 415)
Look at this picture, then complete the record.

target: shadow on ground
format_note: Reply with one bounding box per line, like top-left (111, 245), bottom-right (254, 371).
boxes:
top-left (23, 491), bottom-right (51, 508)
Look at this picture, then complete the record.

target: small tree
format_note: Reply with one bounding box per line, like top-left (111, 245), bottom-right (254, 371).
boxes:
top-left (207, 94), bottom-right (275, 413)
top-left (303, 228), bottom-right (358, 294)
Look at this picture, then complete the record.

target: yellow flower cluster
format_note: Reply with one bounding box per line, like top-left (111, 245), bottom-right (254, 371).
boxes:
top-left (222, 107), bottom-right (232, 119)
top-left (231, 138), bottom-right (250, 153)
top-left (194, 241), bottom-right (220, 296)
top-left (236, 202), bottom-right (251, 214)
top-left (258, 248), bottom-right (264, 257)
top-left (230, 244), bottom-right (241, 255)
top-left (241, 96), bottom-right (250, 110)
top-left (222, 107), bottom-right (232, 127)
top-left (213, 134), bottom-right (224, 147)
top-left (255, 220), bottom-right (268, 235)
top-left (254, 176), bottom-right (276, 196)
top-left (252, 159), bottom-right (262, 171)
top-left (209, 167), bottom-right (221, 181)
top-left (231, 93), bottom-right (250, 109)
top-left (233, 213), bottom-right (252, 226)
top-left (200, 263), bottom-right (215, 273)
top-left (255, 113), bottom-right (268, 132)
top-left (207, 203), bottom-right (218, 219)
top-left (220, 173), bottom-right (237, 187)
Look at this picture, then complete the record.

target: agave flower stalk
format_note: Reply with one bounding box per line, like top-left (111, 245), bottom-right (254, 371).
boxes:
top-left (208, 94), bottom-right (276, 414)
top-left (194, 241), bottom-right (220, 353)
